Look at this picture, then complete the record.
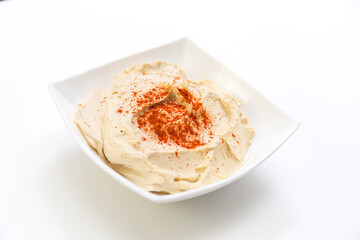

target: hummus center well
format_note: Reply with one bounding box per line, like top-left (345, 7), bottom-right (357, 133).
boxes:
top-left (135, 86), bottom-right (212, 149)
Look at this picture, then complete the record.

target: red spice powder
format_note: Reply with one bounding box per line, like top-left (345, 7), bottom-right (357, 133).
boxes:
top-left (231, 132), bottom-right (240, 145)
top-left (134, 87), bottom-right (169, 109)
top-left (177, 88), bottom-right (191, 104)
top-left (136, 86), bottom-right (213, 149)
top-left (100, 97), bottom-right (107, 104)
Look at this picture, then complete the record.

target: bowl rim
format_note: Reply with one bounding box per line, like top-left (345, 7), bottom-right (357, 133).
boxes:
top-left (48, 37), bottom-right (300, 203)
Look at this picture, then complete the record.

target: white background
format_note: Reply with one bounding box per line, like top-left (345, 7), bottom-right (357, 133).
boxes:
top-left (1, 0), bottom-right (360, 239)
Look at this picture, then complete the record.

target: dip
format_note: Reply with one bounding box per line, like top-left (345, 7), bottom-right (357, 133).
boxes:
top-left (74, 62), bottom-right (254, 194)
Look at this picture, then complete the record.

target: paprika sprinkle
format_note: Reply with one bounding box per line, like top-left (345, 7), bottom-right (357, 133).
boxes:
top-left (135, 86), bottom-right (213, 149)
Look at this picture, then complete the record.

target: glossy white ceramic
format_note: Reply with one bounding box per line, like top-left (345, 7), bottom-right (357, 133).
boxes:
top-left (49, 38), bottom-right (299, 203)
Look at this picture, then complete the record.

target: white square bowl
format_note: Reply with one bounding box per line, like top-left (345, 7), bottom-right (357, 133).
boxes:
top-left (49, 38), bottom-right (299, 203)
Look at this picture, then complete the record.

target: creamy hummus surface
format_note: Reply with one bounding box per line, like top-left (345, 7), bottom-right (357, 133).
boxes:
top-left (74, 62), bottom-right (254, 194)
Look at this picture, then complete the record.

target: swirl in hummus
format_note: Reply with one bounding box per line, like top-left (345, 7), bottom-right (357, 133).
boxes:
top-left (74, 62), bottom-right (254, 194)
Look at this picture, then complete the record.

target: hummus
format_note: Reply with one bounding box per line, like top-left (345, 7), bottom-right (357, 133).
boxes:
top-left (74, 62), bottom-right (254, 194)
